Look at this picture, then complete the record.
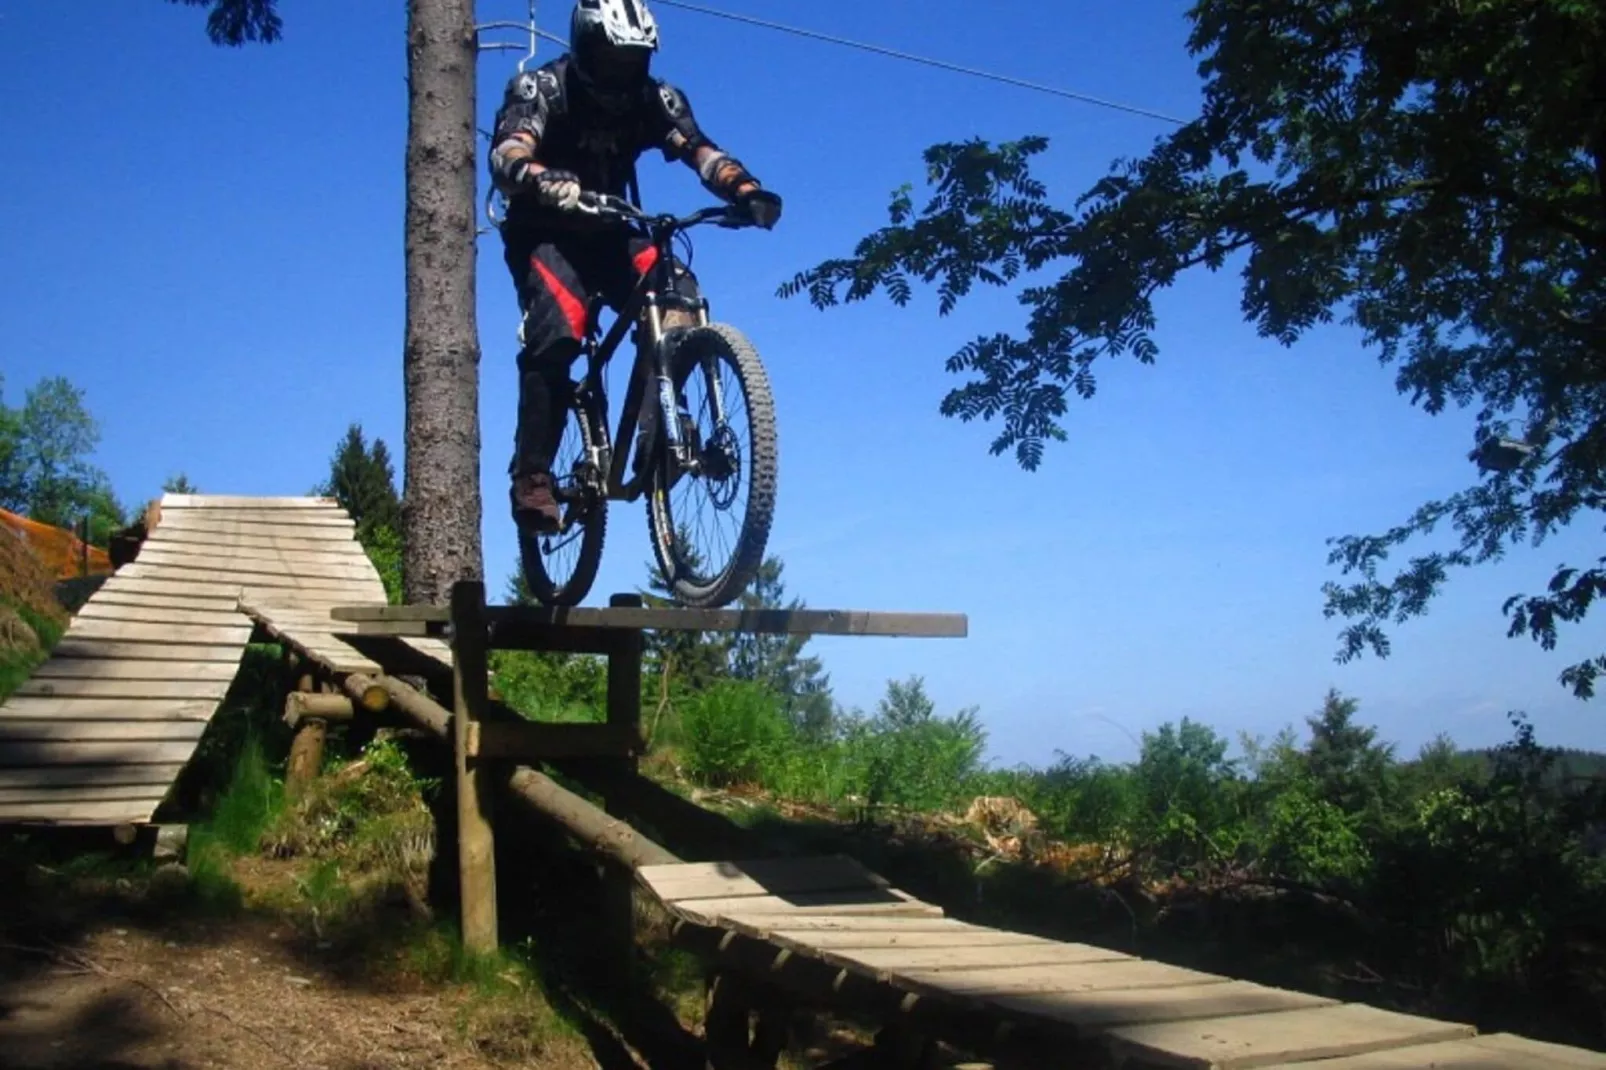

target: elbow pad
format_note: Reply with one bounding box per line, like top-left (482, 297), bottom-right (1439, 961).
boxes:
top-left (697, 150), bottom-right (758, 199)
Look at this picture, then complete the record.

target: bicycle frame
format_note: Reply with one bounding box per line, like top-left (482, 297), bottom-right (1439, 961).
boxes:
top-left (570, 200), bottom-right (734, 504)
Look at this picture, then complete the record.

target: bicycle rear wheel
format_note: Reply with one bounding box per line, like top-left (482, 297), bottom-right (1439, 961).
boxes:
top-left (520, 392), bottom-right (608, 606)
top-left (646, 323), bottom-right (777, 608)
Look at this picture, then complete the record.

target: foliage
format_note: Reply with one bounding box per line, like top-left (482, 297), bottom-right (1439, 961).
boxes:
top-left (0, 597), bottom-right (65, 703)
top-left (168, 0), bottom-right (282, 45)
top-left (315, 422), bottom-right (405, 602)
top-left (264, 736), bottom-right (438, 906)
top-left (781, 0), bottom-right (1606, 694)
top-left (495, 567), bottom-right (608, 721)
top-left (729, 556), bottom-right (835, 739)
top-left (677, 679), bottom-right (790, 788)
top-left (639, 529), bottom-right (731, 697)
top-left (199, 733), bottom-right (284, 856)
top-left (162, 472), bottom-right (199, 494)
top-left (315, 423), bottom-right (402, 537)
top-left (0, 374), bottom-right (125, 544)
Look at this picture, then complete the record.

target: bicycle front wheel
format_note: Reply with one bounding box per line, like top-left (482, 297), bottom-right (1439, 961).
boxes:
top-left (646, 323), bottom-right (777, 608)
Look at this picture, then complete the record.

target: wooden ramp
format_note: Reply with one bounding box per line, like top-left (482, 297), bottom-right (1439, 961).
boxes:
top-left (640, 857), bottom-right (1606, 1070)
top-left (0, 494), bottom-right (391, 826)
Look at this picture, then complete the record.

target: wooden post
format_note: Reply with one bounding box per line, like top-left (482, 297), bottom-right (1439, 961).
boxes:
top-left (285, 717), bottom-right (327, 795)
top-left (452, 580), bottom-right (498, 955)
top-left (603, 592), bottom-right (645, 978)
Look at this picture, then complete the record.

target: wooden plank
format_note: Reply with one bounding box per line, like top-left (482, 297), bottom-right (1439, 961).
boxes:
top-left (9, 678), bottom-right (234, 701)
top-left (767, 928), bottom-right (1055, 950)
top-left (0, 798), bottom-right (165, 823)
top-left (0, 697), bottom-right (218, 720)
top-left (75, 603), bottom-right (247, 627)
top-left (0, 740), bottom-right (200, 766)
top-left (90, 575), bottom-right (247, 601)
top-left (51, 639), bottom-right (246, 663)
top-left (147, 529), bottom-right (366, 556)
top-left (0, 763), bottom-right (186, 790)
top-left (88, 590), bottom-right (244, 612)
top-left (719, 915), bottom-right (979, 934)
top-left (469, 720), bottom-right (642, 760)
top-left (157, 509), bottom-right (354, 529)
top-left (669, 889), bottom-right (944, 925)
top-left (836, 942), bottom-right (1130, 974)
top-left (146, 517), bottom-right (357, 541)
top-left (64, 619), bottom-right (253, 645)
top-left (142, 540), bottom-right (372, 565)
top-left (990, 981), bottom-right (1336, 1035)
top-left (243, 615), bottom-right (379, 673)
top-left (334, 603), bottom-right (968, 638)
top-left (133, 551), bottom-right (380, 584)
top-left (642, 855), bottom-right (893, 902)
top-left (0, 720), bottom-right (208, 743)
top-left (31, 659), bottom-right (242, 682)
top-left (902, 958), bottom-right (1227, 998)
top-left (1103, 1003), bottom-right (1475, 1070)
top-left (135, 546), bottom-right (380, 575)
top-left (0, 783), bottom-right (174, 805)
top-left (1264, 1034), bottom-right (1606, 1069)
top-left (1461, 1036), bottom-right (1606, 1068)
top-left (160, 495), bottom-right (340, 509)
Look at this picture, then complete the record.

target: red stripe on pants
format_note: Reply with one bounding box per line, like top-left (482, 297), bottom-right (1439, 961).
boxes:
top-left (532, 257), bottom-right (587, 339)
top-left (632, 245), bottom-right (660, 277)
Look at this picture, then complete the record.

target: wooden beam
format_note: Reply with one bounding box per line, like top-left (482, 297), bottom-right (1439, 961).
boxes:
top-left (330, 603), bottom-right (969, 639)
top-left (452, 580), bottom-right (498, 955)
top-left (467, 721), bottom-right (642, 760)
top-left (344, 672), bottom-right (447, 733)
top-left (283, 691), bottom-right (356, 727)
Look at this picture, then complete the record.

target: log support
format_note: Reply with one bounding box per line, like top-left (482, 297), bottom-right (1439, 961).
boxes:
top-left (452, 580), bottom-right (498, 955)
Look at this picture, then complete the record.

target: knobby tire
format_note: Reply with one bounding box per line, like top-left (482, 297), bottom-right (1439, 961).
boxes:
top-left (520, 394), bottom-right (608, 607)
top-left (646, 323), bottom-right (778, 608)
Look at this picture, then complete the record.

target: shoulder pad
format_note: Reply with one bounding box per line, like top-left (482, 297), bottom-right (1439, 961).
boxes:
top-left (503, 62), bottom-right (564, 107)
top-left (653, 81), bottom-right (691, 122)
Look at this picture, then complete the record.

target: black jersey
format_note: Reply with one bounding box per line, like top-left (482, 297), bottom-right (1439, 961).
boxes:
top-left (489, 56), bottom-right (714, 229)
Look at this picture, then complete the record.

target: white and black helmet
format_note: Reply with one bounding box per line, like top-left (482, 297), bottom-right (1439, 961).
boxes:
top-left (570, 0), bottom-right (659, 106)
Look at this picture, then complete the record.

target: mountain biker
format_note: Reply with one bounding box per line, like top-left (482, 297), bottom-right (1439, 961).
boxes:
top-left (488, 0), bottom-right (783, 536)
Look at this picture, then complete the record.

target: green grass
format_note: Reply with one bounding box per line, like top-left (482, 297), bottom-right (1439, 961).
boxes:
top-left (0, 597), bottom-right (64, 702)
top-left (201, 733), bottom-right (284, 855)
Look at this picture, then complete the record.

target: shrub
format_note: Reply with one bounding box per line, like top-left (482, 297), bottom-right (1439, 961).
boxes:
top-left (679, 679), bottom-right (789, 787)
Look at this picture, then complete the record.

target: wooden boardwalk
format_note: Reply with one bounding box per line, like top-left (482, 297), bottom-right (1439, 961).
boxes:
top-left (641, 857), bottom-right (1606, 1069)
top-left (6, 495), bottom-right (1602, 1066)
top-left (0, 494), bottom-right (393, 825)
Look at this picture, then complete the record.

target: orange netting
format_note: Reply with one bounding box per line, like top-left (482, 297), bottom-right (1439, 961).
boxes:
top-left (0, 508), bottom-right (113, 580)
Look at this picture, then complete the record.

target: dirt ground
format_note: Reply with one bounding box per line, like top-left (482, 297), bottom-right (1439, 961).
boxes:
top-left (0, 912), bottom-right (578, 1070)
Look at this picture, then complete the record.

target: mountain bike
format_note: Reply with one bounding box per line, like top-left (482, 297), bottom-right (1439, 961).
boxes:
top-left (518, 191), bottom-right (779, 609)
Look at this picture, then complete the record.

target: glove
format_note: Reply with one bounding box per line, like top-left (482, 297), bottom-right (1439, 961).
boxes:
top-left (738, 187), bottom-right (783, 230)
top-left (529, 168), bottom-right (582, 211)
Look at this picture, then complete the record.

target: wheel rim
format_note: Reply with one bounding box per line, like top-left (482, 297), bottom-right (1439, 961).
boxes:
top-left (662, 352), bottom-right (752, 587)
top-left (528, 407), bottom-right (594, 594)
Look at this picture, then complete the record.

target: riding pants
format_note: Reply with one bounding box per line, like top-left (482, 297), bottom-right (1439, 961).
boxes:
top-left (504, 227), bottom-right (702, 482)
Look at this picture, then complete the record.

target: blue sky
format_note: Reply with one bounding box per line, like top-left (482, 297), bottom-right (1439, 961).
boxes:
top-left (1, 0), bottom-right (1599, 766)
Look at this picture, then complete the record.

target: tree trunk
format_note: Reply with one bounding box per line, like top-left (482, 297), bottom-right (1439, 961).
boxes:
top-left (403, 0), bottom-right (483, 605)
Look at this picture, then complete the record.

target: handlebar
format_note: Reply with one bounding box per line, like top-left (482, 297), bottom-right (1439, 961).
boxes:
top-left (574, 191), bottom-right (753, 233)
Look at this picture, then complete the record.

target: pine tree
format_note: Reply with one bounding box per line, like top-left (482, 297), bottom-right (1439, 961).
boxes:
top-left (315, 424), bottom-right (401, 541)
top-left (314, 423), bottom-right (404, 601)
top-left (729, 555), bottom-right (834, 740)
top-left (639, 527), bottom-right (730, 695)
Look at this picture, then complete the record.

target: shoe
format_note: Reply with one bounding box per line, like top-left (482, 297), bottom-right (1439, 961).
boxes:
top-left (511, 472), bottom-right (562, 535)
